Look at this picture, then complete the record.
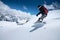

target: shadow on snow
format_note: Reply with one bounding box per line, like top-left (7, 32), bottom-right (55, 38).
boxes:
top-left (30, 23), bottom-right (45, 32)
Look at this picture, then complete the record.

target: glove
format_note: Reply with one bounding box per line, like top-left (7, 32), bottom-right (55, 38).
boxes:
top-left (36, 12), bottom-right (41, 16)
top-left (36, 14), bottom-right (38, 16)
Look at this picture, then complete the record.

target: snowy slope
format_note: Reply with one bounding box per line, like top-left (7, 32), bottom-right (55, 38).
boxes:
top-left (0, 10), bottom-right (60, 40)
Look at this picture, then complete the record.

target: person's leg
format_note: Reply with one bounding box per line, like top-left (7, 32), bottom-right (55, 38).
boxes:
top-left (41, 14), bottom-right (47, 21)
top-left (36, 17), bottom-right (42, 23)
top-left (38, 14), bottom-right (47, 22)
top-left (42, 14), bottom-right (47, 19)
top-left (37, 14), bottom-right (43, 22)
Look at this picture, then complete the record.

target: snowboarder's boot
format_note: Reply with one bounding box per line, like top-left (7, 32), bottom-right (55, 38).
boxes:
top-left (38, 18), bottom-right (43, 22)
top-left (35, 18), bottom-right (43, 23)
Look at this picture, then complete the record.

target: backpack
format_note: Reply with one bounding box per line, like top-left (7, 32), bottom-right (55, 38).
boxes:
top-left (42, 6), bottom-right (48, 14)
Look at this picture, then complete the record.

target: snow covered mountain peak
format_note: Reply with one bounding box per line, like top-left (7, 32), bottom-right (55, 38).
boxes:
top-left (0, 1), bottom-right (32, 24)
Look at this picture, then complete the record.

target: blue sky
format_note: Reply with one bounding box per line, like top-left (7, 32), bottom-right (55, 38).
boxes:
top-left (1, 0), bottom-right (60, 14)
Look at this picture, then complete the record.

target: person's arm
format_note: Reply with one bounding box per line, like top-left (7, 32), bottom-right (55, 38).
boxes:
top-left (36, 12), bottom-right (42, 16)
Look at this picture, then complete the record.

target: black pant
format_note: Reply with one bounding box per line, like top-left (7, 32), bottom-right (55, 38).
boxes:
top-left (38, 14), bottom-right (47, 22)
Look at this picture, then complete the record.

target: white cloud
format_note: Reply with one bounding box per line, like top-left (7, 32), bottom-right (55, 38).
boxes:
top-left (44, 4), bottom-right (55, 10)
top-left (44, 2), bottom-right (60, 10)
top-left (52, 2), bottom-right (60, 9)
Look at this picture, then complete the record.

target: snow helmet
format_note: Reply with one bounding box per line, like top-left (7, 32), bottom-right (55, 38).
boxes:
top-left (37, 5), bottom-right (41, 8)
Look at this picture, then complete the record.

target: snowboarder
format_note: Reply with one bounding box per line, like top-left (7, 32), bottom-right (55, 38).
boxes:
top-left (36, 5), bottom-right (48, 22)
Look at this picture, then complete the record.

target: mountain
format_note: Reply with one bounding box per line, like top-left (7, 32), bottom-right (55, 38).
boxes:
top-left (0, 1), bottom-right (32, 24)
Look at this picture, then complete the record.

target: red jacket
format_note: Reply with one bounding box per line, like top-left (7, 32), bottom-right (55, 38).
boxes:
top-left (39, 6), bottom-right (48, 14)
